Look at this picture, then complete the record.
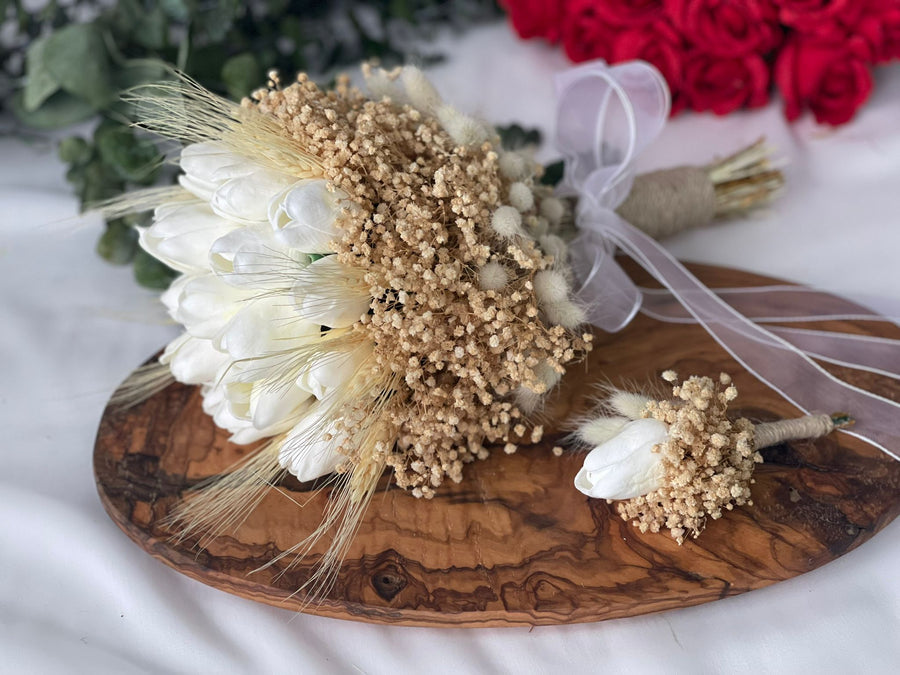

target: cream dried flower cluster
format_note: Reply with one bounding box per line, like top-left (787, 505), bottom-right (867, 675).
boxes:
top-left (134, 65), bottom-right (592, 508)
top-left (575, 372), bottom-right (762, 544)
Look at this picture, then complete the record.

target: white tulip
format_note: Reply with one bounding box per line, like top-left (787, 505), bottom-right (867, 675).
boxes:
top-left (214, 294), bottom-right (322, 360)
top-left (160, 332), bottom-right (230, 386)
top-left (293, 255), bottom-right (371, 328)
top-left (248, 381), bottom-right (313, 430)
top-left (209, 225), bottom-right (310, 288)
top-left (179, 142), bottom-right (299, 224)
top-left (201, 381), bottom-right (269, 444)
top-left (178, 142), bottom-right (257, 200)
top-left (210, 170), bottom-right (296, 224)
top-left (162, 273), bottom-right (251, 339)
top-left (147, 141), bottom-right (378, 450)
top-left (297, 344), bottom-right (373, 400)
top-left (219, 378), bottom-right (312, 433)
top-left (268, 180), bottom-right (346, 253)
top-left (139, 202), bottom-right (239, 274)
top-left (574, 418), bottom-right (669, 500)
top-left (278, 401), bottom-right (346, 482)
top-left (179, 142), bottom-right (294, 211)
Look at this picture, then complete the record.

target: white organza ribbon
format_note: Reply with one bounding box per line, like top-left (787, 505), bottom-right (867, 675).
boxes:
top-left (557, 60), bottom-right (900, 461)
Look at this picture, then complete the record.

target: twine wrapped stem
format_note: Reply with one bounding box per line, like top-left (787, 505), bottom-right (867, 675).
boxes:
top-left (616, 139), bottom-right (785, 239)
top-left (754, 413), bottom-right (854, 449)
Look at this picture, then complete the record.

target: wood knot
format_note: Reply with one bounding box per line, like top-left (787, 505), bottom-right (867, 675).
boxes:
top-left (372, 564), bottom-right (407, 601)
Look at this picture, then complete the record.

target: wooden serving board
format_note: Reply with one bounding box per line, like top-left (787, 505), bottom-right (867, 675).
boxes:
top-left (94, 263), bottom-right (900, 627)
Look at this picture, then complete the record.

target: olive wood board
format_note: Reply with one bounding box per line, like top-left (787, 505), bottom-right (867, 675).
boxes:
top-left (94, 263), bottom-right (900, 627)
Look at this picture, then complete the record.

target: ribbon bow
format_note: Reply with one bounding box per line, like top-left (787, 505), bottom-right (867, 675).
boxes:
top-left (555, 60), bottom-right (900, 462)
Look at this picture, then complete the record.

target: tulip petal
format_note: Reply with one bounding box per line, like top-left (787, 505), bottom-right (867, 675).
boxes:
top-left (268, 180), bottom-right (345, 253)
top-left (178, 142), bottom-right (260, 201)
top-left (293, 255), bottom-right (372, 328)
top-left (140, 202), bottom-right (240, 274)
top-left (210, 171), bottom-right (296, 224)
top-left (250, 381), bottom-right (313, 430)
top-left (296, 343), bottom-right (373, 400)
top-left (215, 294), bottom-right (321, 360)
top-left (575, 418), bottom-right (668, 500)
top-left (166, 274), bottom-right (253, 338)
top-left (279, 402), bottom-right (345, 481)
top-left (209, 226), bottom-right (310, 288)
top-left (201, 382), bottom-right (266, 444)
top-left (160, 332), bottom-right (229, 385)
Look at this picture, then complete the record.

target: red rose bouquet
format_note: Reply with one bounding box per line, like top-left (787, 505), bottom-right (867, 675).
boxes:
top-left (501, 0), bottom-right (900, 124)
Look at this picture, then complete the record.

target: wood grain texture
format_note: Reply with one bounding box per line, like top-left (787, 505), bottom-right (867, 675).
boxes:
top-left (94, 263), bottom-right (900, 627)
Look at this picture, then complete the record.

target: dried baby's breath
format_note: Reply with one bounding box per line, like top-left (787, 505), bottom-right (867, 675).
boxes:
top-left (617, 374), bottom-right (762, 543)
top-left (251, 75), bottom-right (591, 495)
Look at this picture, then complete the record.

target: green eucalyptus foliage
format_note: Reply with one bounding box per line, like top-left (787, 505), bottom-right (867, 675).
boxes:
top-left (3, 1), bottom-right (507, 287)
top-left (495, 123), bottom-right (541, 151)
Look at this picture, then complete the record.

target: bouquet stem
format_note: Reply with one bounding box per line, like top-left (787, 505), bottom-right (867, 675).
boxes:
top-left (754, 412), bottom-right (854, 449)
top-left (617, 139), bottom-right (785, 238)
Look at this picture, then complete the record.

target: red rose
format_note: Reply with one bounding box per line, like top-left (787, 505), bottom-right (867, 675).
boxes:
top-left (596, 0), bottom-right (666, 27)
top-left (563, 0), bottom-right (621, 62)
top-left (857, 1), bottom-right (900, 62)
top-left (612, 20), bottom-right (688, 113)
top-left (665, 0), bottom-right (782, 56)
top-left (773, 0), bottom-right (865, 35)
top-left (502, 0), bottom-right (565, 42)
top-left (775, 35), bottom-right (873, 125)
top-left (683, 51), bottom-right (771, 114)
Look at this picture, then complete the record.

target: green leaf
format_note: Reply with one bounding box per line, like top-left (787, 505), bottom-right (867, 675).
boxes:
top-left (185, 46), bottom-right (230, 90)
top-left (133, 249), bottom-right (178, 289)
top-left (23, 36), bottom-right (60, 111)
top-left (43, 23), bottom-right (115, 110)
top-left (96, 219), bottom-right (139, 265)
top-left (221, 53), bottom-right (262, 100)
top-left (135, 7), bottom-right (168, 50)
top-left (79, 158), bottom-right (125, 206)
top-left (11, 90), bottom-right (96, 129)
top-left (159, 0), bottom-right (190, 22)
top-left (94, 121), bottom-right (161, 184)
top-left (389, 0), bottom-right (414, 21)
top-left (540, 160), bottom-right (565, 187)
top-left (58, 136), bottom-right (92, 165)
top-left (496, 123), bottom-right (542, 151)
top-left (111, 59), bottom-right (172, 120)
top-left (108, 0), bottom-right (142, 36)
top-left (194, 0), bottom-right (242, 43)
top-left (116, 59), bottom-right (171, 89)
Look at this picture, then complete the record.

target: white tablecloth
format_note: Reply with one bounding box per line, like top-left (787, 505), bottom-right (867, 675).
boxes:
top-left (2, 23), bottom-right (899, 674)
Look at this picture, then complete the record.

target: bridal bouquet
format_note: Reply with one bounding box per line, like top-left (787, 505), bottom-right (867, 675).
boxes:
top-left (115, 65), bottom-right (596, 592)
top-left (502, 0), bottom-right (900, 124)
top-left (111, 58), bottom-right (900, 600)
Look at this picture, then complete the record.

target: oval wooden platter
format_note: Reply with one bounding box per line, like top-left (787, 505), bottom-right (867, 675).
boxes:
top-left (94, 263), bottom-right (900, 627)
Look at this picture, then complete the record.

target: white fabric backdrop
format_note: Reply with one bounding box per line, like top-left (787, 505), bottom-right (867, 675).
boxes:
top-left (2, 23), bottom-right (899, 675)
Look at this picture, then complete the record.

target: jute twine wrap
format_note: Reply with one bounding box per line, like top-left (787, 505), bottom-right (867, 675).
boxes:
top-left (616, 166), bottom-right (717, 238)
top-left (754, 414), bottom-right (835, 449)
